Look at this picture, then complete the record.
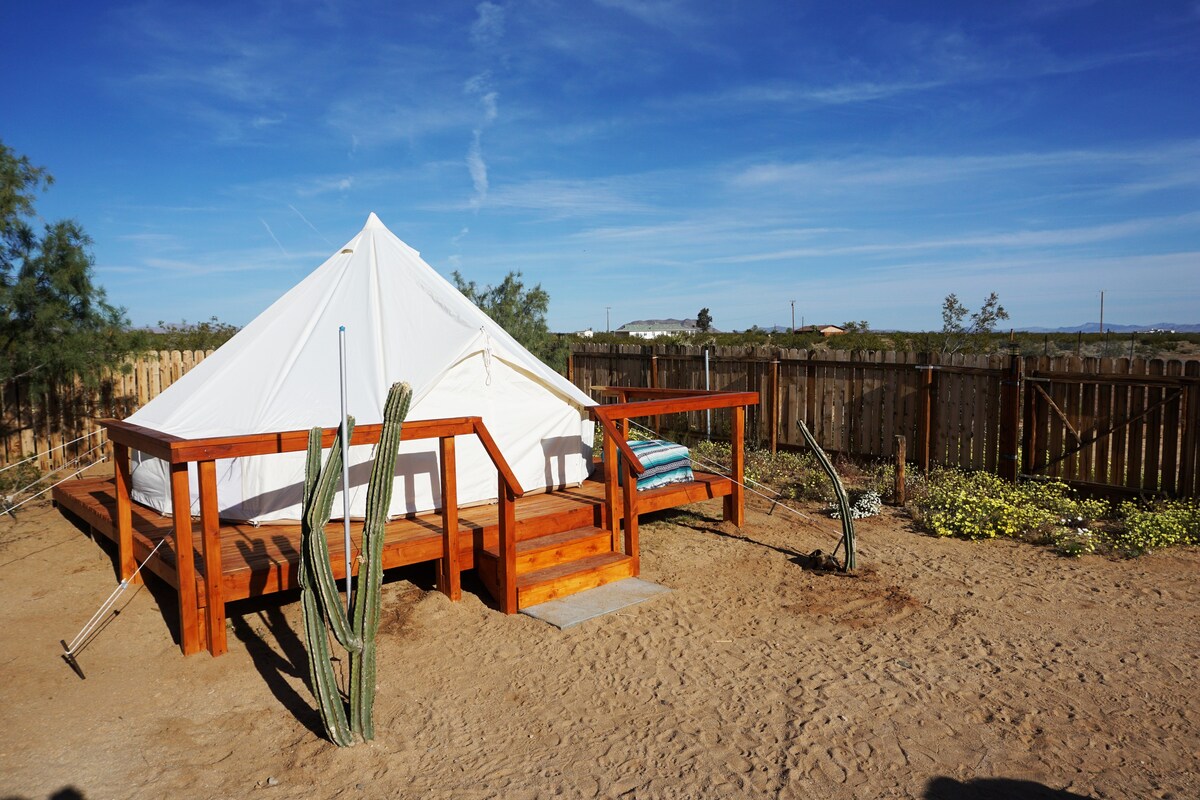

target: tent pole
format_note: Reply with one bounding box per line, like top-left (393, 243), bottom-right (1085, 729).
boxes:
top-left (339, 325), bottom-right (352, 613)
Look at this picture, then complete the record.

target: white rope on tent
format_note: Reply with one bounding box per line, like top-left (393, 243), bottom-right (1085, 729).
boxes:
top-left (624, 418), bottom-right (822, 526)
top-left (4, 440), bottom-right (106, 500)
top-left (61, 536), bottom-right (167, 679)
top-left (0, 428), bottom-right (105, 474)
top-left (3, 443), bottom-right (107, 517)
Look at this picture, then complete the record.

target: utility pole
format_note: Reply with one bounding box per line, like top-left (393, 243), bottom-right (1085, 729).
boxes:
top-left (1099, 290), bottom-right (1105, 335)
top-left (791, 300), bottom-right (795, 333)
top-left (605, 306), bottom-right (611, 333)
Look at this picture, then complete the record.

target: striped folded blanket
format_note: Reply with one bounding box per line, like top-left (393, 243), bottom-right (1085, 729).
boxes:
top-left (615, 439), bottom-right (694, 491)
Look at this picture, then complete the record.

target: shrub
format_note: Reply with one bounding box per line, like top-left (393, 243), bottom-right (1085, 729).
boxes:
top-left (1110, 500), bottom-right (1200, 557)
top-left (910, 469), bottom-right (1108, 545)
top-left (693, 441), bottom-right (831, 502)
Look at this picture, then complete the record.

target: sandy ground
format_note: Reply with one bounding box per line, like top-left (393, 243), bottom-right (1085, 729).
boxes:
top-left (2, 482), bottom-right (1198, 800)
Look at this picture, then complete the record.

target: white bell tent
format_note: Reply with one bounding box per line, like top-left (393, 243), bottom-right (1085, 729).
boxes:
top-left (127, 213), bottom-right (596, 523)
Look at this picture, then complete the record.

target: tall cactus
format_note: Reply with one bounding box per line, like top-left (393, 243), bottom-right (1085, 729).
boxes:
top-left (350, 381), bottom-right (411, 740)
top-left (299, 381), bottom-right (412, 745)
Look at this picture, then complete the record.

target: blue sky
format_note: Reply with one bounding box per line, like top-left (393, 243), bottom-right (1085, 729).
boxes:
top-left (3, 0), bottom-right (1198, 333)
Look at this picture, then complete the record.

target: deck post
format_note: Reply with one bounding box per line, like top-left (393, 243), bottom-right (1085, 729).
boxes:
top-left (438, 436), bottom-right (461, 601)
top-left (724, 405), bottom-right (746, 526)
top-left (498, 476), bottom-right (518, 614)
top-left (111, 441), bottom-right (138, 584)
top-left (494, 479), bottom-right (518, 618)
top-left (197, 459), bottom-right (227, 656)
top-left (649, 353), bottom-right (660, 435)
top-left (622, 459), bottom-right (639, 575)
top-left (169, 462), bottom-right (203, 655)
top-left (603, 428), bottom-right (619, 550)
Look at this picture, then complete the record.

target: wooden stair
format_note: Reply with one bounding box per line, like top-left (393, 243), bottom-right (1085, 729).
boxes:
top-left (476, 525), bottom-right (635, 610)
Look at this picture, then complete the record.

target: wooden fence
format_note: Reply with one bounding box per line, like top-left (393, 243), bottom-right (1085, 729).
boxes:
top-left (1022, 356), bottom-right (1200, 497)
top-left (569, 343), bottom-right (1200, 498)
top-left (0, 350), bottom-right (213, 478)
top-left (5, 344), bottom-right (1197, 499)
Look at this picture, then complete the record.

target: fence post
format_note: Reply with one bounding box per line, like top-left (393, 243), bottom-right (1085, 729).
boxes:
top-left (917, 354), bottom-right (934, 472)
top-left (999, 344), bottom-right (1023, 481)
top-left (1022, 356), bottom-right (1040, 476)
top-left (893, 435), bottom-right (907, 505)
top-left (769, 358), bottom-right (780, 453)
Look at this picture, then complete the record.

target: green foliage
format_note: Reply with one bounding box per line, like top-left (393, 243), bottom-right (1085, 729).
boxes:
top-left (908, 470), bottom-right (1109, 547)
top-left (452, 270), bottom-right (567, 372)
top-left (152, 317), bottom-right (240, 351)
top-left (692, 440), bottom-right (830, 502)
top-left (696, 307), bottom-right (712, 332)
top-left (681, 440), bottom-right (1200, 562)
top-left (906, 469), bottom-right (1200, 559)
top-left (0, 461), bottom-right (40, 496)
top-left (941, 292), bottom-right (1010, 354)
top-left (1110, 500), bottom-right (1200, 557)
top-left (0, 141), bottom-right (144, 390)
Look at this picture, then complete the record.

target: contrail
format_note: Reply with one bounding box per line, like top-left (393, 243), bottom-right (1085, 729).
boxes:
top-left (260, 218), bottom-right (289, 256)
top-left (289, 204), bottom-right (333, 245)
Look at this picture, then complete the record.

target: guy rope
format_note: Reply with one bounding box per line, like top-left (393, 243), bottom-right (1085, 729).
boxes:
top-left (60, 537), bottom-right (166, 679)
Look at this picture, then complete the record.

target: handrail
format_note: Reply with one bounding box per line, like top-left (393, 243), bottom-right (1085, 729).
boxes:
top-left (102, 416), bottom-right (524, 496)
top-left (590, 407), bottom-right (646, 475)
top-left (595, 390), bottom-right (759, 420)
top-left (599, 387), bottom-right (739, 400)
top-left (103, 412), bottom-right (529, 648)
top-left (469, 418), bottom-right (526, 497)
top-left (587, 389), bottom-right (759, 476)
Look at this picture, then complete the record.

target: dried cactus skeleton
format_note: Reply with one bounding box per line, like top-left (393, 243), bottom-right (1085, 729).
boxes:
top-left (299, 381), bottom-right (412, 746)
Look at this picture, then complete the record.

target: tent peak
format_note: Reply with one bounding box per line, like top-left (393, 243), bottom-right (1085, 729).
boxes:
top-left (364, 212), bottom-right (385, 229)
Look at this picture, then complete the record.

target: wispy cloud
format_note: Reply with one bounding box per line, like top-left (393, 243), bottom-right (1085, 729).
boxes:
top-left (288, 204), bottom-right (333, 246)
top-left (592, 0), bottom-right (708, 36)
top-left (470, 1), bottom-right (505, 47)
top-left (467, 131), bottom-right (489, 209)
top-left (698, 212), bottom-right (1200, 265)
top-left (260, 218), bottom-right (289, 256)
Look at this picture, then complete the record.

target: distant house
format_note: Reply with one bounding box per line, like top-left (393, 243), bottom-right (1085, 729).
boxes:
top-left (794, 324), bottom-right (846, 337)
top-left (615, 318), bottom-right (718, 338)
top-left (575, 328), bottom-right (594, 338)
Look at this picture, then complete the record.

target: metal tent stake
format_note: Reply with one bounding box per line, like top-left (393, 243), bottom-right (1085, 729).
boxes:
top-left (339, 326), bottom-right (352, 613)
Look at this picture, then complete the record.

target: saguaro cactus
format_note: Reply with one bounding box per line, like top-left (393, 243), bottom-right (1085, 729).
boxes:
top-left (299, 381), bottom-right (412, 745)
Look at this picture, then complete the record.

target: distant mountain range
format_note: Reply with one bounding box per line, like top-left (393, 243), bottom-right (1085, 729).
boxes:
top-left (1015, 322), bottom-right (1200, 334)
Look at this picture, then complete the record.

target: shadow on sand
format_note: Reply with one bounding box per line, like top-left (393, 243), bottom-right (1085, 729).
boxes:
top-left (925, 776), bottom-right (1092, 799)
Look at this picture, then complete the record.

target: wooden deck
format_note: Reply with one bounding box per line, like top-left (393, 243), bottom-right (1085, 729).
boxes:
top-left (53, 470), bottom-right (733, 627)
top-left (58, 387), bottom-right (755, 657)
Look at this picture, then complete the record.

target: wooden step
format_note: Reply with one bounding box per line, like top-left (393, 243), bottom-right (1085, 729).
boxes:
top-left (483, 526), bottom-right (612, 574)
top-left (517, 551), bottom-right (635, 607)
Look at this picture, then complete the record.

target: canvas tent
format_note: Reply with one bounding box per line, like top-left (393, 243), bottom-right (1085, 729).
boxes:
top-left (127, 213), bottom-right (596, 523)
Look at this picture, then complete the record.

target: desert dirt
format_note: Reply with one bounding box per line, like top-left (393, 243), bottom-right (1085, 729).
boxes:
top-left (2, 480), bottom-right (1198, 800)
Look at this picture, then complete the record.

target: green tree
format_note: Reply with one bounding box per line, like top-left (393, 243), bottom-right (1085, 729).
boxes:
top-left (153, 316), bottom-right (240, 351)
top-left (941, 292), bottom-right (1009, 353)
top-left (452, 270), bottom-right (567, 371)
top-left (696, 307), bottom-right (712, 333)
top-left (1, 141), bottom-right (142, 390)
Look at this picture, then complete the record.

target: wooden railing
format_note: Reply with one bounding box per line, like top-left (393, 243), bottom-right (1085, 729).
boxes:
top-left (102, 415), bottom-right (525, 656)
top-left (589, 388), bottom-right (759, 572)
